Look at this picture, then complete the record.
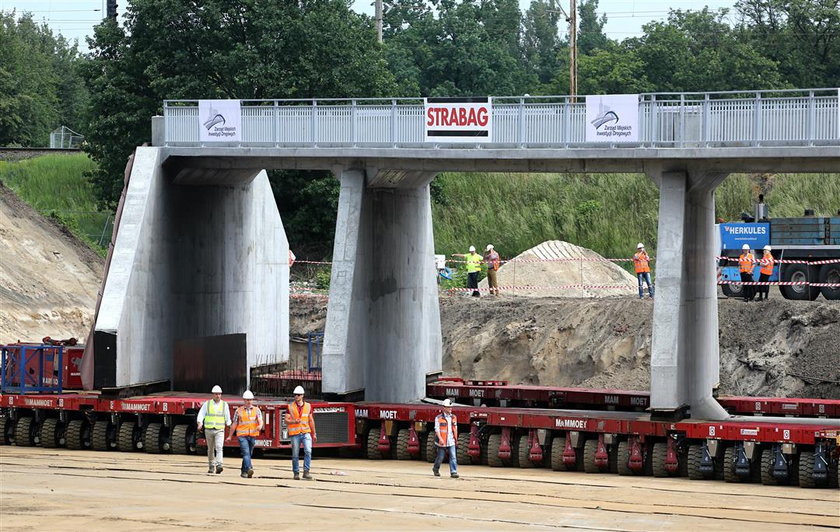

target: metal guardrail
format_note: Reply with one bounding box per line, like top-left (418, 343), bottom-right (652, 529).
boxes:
top-left (163, 89), bottom-right (839, 148)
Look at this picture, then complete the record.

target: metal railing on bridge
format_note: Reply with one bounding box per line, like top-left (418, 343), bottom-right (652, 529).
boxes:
top-left (163, 88), bottom-right (839, 148)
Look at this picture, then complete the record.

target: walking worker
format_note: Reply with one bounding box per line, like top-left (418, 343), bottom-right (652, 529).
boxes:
top-left (739, 244), bottom-right (757, 302)
top-left (196, 385), bottom-right (231, 474)
top-left (227, 390), bottom-right (264, 478)
top-left (286, 385), bottom-right (317, 480)
top-left (757, 245), bottom-right (774, 301)
top-left (633, 243), bottom-right (654, 299)
top-left (432, 399), bottom-right (459, 478)
top-left (484, 244), bottom-right (501, 296)
top-left (454, 246), bottom-right (483, 297)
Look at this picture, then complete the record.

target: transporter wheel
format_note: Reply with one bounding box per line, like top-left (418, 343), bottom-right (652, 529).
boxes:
top-left (516, 434), bottom-right (535, 469)
top-left (39, 418), bottom-right (64, 448)
top-left (65, 419), bottom-right (90, 450)
top-left (721, 283), bottom-right (743, 298)
top-left (456, 431), bottom-right (471, 465)
top-left (780, 264), bottom-right (821, 301)
top-left (92, 421), bottom-right (117, 451)
top-left (14, 417), bottom-right (37, 447)
top-left (395, 429), bottom-right (411, 460)
top-left (0, 416), bottom-right (11, 445)
top-left (424, 431), bottom-right (437, 463)
top-left (819, 264), bottom-right (840, 300)
top-left (487, 433), bottom-right (505, 467)
top-left (723, 446), bottom-right (744, 483)
top-left (687, 444), bottom-right (704, 480)
top-left (583, 439), bottom-right (599, 474)
top-left (651, 442), bottom-right (669, 478)
top-left (118, 421), bottom-right (140, 452)
top-left (366, 428), bottom-right (384, 460)
top-left (616, 440), bottom-right (632, 476)
top-left (760, 447), bottom-right (782, 485)
top-left (549, 435), bottom-right (567, 471)
top-left (144, 422), bottom-right (170, 454)
top-left (798, 450), bottom-right (818, 489)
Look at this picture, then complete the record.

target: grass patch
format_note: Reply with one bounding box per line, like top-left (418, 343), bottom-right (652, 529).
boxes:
top-left (0, 153), bottom-right (110, 254)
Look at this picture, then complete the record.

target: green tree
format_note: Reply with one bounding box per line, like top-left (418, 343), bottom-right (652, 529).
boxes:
top-left (577, 0), bottom-right (608, 55)
top-left (522, 0), bottom-right (565, 86)
top-left (578, 46), bottom-right (654, 94)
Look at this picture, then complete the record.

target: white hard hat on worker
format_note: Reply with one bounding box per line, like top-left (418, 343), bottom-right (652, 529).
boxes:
top-left (637, 243), bottom-right (644, 249)
top-left (243, 390), bottom-right (255, 400)
top-left (293, 385), bottom-right (305, 396)
top-left (468, 245), bottom-right (476, 252)
top-left (211, 385), bottom-right (222, 394)
top-left (742, 244), bottom-right (750, 250)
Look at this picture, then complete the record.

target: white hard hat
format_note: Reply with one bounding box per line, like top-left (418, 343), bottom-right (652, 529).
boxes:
top-left (486, 244), bottom-right (493, 251)
top-left (468, 245), bottom-right (476, 252)
top-left (637, 243), bottom-right (644, 249)
top-left (243, 390), bottom-right (255, 400)
top-left (742, 244), bottom-right (750, 250)
top-left (211, 385), bottom-right (222, 394)
top-left (293, 385), bottom-right (305, 395)
top-left (764, 245), bottom-right (772, 251)
top-left (442, 399), bottom-right (452, 407)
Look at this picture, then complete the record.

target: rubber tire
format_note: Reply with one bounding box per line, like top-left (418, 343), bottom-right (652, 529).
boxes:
top-left (91, 421), bottom-right (114, 451)
top-left (118, 421), bottom-right (139, 452)
top-left (487, 433), bottom-right (504, 467)
top-left (395, 429), bottom-right (411, 460)
top-left (721, 283), bottom-right (743, 298)
top-left (616, 440), bottom-right (632, 476)
top-left (14, 417), bottom-right (37, 447)
top-left (0, 416), bottom-right (10, 445)
top-left (760, 447), bottom-right (782, 485)
top-left (723, 446), bottom-right (743, 483)
top-left (424, 431), bottom-right (437, 463)
top-left (516, 434), bottom-right (535, 468)
top-left (819, 263), bottom-right (840, 300)
top-left (780, 264), bottom-right (821, 301)
top-left (456, 431), bottom-right (471, 465)
top-left (687, 444), bottom-right (705, 480)
top-left (798, 450), bottom-right (817, 488)
top-left (651, 442), bottom-right (669, 478)
top-left (39, 418), bottom-right (63, 448)
top-left (366, 428), bottom-right (384, 460)
top-left (144, 422), bottom-right (169, 454)
top-left (583, 439), bottom-right (600, 473)
top-left (65, 419), bottom-right (89, 450)
top-left (550, 436), bottom-right (566, 471)
top-left (170, 424), bottom-right (195, 455)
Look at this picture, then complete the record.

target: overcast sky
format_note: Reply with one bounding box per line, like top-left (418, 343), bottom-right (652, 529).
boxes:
top-left (0, 0), bottom-right (739, 52)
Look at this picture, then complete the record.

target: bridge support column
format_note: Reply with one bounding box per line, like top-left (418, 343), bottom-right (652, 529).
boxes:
top-left (649, 169), bottom-right (729, 420)
top-left (323, 169), bottom-right (442, 402)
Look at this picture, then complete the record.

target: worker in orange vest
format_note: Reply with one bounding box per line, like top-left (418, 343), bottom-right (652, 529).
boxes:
top-left (227, 390), bottom-right (264, 478)
top-left (484, 244), bottom-right (501, 296)
top-left (286, 385), bottom-right (317, 480)
top-left (739, 244), bottom-right (757, 302)
top-left (757, 245), bottom-right (774, 301)
top-left (432, 399), bottom-right (459, 478)
top-left (633, 243), bottom-right (654, 299)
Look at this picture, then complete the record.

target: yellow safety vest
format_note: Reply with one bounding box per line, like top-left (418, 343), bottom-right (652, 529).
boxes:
top-left (465, 253), bottom-right (482, 273)
top-left (203, 400), bottom-right (226, 430)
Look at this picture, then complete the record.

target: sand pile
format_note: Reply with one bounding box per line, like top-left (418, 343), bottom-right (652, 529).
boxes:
top-left (478, 240), bottom-right (637, 297)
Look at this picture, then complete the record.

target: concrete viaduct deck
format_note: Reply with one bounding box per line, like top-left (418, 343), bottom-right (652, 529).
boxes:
top-left (92, 90), bottom-right (839, 420)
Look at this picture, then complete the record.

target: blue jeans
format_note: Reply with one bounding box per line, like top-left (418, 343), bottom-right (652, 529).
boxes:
top-left (238, 436), bottom-right (255, 473)
top-left (637, 272), bottom-right (654, 298)
top-left (290, 433), bottom-right (312, 473)
top-left (433, 444), bottom-right (458, 474)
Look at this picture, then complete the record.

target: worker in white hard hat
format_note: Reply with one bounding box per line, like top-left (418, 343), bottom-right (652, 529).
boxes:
top-left (756, 244), bottom-right (774, 301)
top-left (196, 385), bottom-right (231, 474)
top-left (286, 385), bottom-right (317, 480)
top-left (432, 399), bottom-right (459, 478)
top-left (453, 245), bottom-right (484, 297)
top-left (633, 243), bottom-right (654, 300)
top-left (227, 390), bottom-right (264, 478)
top-left (484, 244), bottom-right (501, 296)
top-left (739, 243), bottom-right (757, 302)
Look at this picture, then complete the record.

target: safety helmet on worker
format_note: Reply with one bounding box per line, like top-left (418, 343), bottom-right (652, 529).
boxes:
top-left (764, 245), bottom-right (772, 251)
top-left (468, 245), bottom-right (476, 252)
top-left (243, 390), bottom-right (255, 400)
top-left (637, 243), bottom-right (644, 249)
top-left (442, 399), bottom-right (453, 407)
top-left (293, 385), bottom-right (305, 395)
top-left (742, 244), bottom-right (750, 250)
top-left (211, 385), bottom-right (222, 394)
top-left (486, 244), bottom-right (494, 251)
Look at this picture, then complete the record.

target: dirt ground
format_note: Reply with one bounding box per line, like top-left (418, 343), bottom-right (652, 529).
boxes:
top-left (0, 183), bottom-right (104, 342)
top-left (1, 446), bottom-right (837, 531)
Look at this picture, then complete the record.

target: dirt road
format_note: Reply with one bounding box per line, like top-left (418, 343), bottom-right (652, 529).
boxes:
top-left (1, 447), bottom-right (837, 531)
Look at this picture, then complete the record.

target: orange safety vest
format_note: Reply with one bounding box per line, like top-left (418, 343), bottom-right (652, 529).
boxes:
top-left (633, 252), bottom-right (650, 274)
top-left (435, 413), bottom-right (458, 447)
top-left (286, 401), bottom-right (312, 436)
top-left (739, 253), bottom-right (755, 273)
top-left (486, 251), bottom-right (500, 271)
top-left (760, 252), bottom-right (774, 276)
top-left (234, 406), bottom-right (261, 437)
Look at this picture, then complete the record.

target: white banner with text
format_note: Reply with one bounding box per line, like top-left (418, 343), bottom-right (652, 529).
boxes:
top-left (199, 99), bottom-right (242, 142)
top-left (585, 94), bottom-right (639, 143)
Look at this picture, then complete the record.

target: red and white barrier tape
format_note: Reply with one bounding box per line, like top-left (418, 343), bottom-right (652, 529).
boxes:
top-left (446, 284), bottom-right (635, 293)
top-left (291, 256), bottom-right (840, 267)
top-left (717, 256), bottom-right (840, 266)
top-left (718, 280), bottom-right (840, 287)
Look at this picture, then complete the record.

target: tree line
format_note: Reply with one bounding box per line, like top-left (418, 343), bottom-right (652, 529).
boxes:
top-left (1, 0), bottom-right (838, 254)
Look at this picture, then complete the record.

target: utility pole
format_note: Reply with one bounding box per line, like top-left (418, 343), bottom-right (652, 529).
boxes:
top-left (569, 0), bottom-right (577, 101)
top-left (375, 0), bottom-right (383, 43)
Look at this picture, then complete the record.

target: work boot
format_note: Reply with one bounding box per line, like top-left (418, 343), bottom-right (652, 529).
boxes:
top-left (294, 472), bottom-right (300, 480)
top-left (241, 472), bottom-right (248, 478)
top-left (247, 468), bottom-right (254, 478)
top-left (432, 467), bottom-right (440, 477)
top-left (207, 466), bottom-right (214, 474)
top-left (303, 471), bottom-right (312, 480)
top-left (451, 472), bottom-right (459, 479)
top-left (216, 465), bottom-right (223, 474)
